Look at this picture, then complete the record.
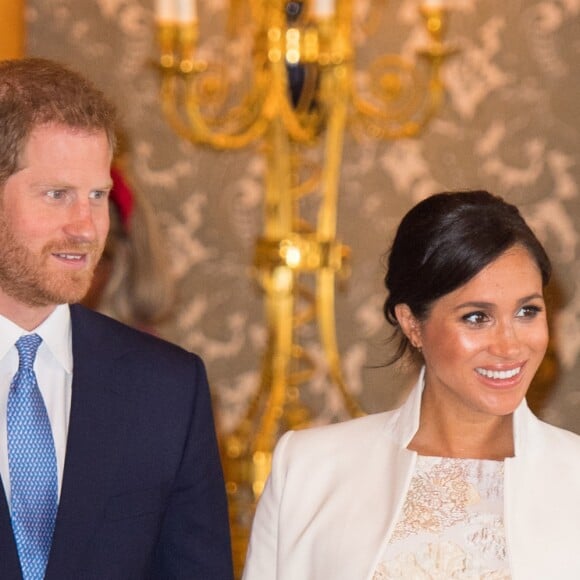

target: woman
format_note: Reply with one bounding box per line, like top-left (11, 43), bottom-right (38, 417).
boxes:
top-left (242, 191), bottom-right (580, 580)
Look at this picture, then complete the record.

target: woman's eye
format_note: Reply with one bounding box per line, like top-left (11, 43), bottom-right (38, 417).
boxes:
top-left (517, 305), bottom-right (542, 318)
top-left (462, 311), bottom-right (488, 325)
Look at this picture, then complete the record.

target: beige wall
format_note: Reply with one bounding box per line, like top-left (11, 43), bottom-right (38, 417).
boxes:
top-left (26, 1), bottom-right (580, 435)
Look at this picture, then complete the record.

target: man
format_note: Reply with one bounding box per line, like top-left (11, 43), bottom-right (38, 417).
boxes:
top-left (0, 57), bottom-right (233, 579)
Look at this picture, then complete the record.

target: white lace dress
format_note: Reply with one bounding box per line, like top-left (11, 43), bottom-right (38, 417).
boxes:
top-left (372, 456), bottom-right (511, 579)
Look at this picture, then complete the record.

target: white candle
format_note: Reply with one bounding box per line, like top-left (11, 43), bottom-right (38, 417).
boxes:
top-left (177, 0), bottom-right (197, 23)
top-left (155, 0), bottom-right (176, 22)
top-left (313, 0), bottom-right (335, 18)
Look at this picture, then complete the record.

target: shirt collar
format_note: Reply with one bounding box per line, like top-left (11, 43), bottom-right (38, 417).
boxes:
top-left (0, 304), bottom-right (72, 373)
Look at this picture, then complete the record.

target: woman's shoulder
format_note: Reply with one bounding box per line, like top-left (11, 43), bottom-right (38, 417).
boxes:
top-left (278, 408), bottom-right (402, 458)
top-left (534, 416), bottom-right (580, 448)
top-left (521, 408), bottom-right (580, 466)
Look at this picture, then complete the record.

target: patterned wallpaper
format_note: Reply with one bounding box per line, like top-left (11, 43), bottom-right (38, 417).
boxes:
top-left (27, 0), bottom-right (580, 435)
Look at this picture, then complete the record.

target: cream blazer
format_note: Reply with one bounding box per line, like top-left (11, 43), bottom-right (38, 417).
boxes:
top-left (243, 369), bottom-right (580, 580)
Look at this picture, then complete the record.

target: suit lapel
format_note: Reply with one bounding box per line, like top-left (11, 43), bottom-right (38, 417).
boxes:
top-left (45, 306), bottom-right (134, 578)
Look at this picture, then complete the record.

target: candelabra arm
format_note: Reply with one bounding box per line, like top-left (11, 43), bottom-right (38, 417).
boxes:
top-left (253, 269), bottom-right (294, 445)
top-left (349, 3), bottom-right (456, 140)
top-left (317, 64), bottom-right (350, 239)
top-left (315, 53), bottom-right (364, 417)
top-left (159, 71), bottom-right (271, 149)
top-left (317, 268), bottom-right (365, 418)
top-left (157, 19), bottom-right (320, 150)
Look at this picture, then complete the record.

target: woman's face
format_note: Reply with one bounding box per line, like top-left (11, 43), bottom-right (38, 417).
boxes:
top-left (400, 245), bottom-right (548, 421)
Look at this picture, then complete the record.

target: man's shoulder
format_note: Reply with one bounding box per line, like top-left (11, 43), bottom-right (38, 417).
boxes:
top-left (68, 305), bottom-right (211, 401)
top-left (69, 304), bottom-right (201, 365)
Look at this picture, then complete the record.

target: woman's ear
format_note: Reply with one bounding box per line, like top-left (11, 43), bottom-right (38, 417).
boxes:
top-left (394, 304), bottom-right (423, 350)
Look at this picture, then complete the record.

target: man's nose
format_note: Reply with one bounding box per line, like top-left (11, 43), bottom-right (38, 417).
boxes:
top-left (62, 199), bottom-right (99, 242)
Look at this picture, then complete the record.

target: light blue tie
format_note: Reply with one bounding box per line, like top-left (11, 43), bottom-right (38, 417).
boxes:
top-left (7, 334), bottom-right (58, 580)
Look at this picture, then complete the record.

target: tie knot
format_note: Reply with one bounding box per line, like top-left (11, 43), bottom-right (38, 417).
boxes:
top-left (15, 334), bottom-right (42, 370)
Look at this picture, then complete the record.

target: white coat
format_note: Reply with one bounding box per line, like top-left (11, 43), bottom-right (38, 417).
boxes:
top-left (243, 369), bottom-right (580, 579)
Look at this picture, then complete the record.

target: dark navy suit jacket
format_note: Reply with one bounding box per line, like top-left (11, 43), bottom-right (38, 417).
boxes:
top-left (0, 304), bottom-right (233, 579)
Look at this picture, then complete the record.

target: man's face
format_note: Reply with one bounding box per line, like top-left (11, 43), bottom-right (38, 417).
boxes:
top-left (0, 123), bottom-right (112, 312)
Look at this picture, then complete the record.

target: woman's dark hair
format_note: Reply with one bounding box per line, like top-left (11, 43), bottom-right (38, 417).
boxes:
top-left (383, 190), bottom-right (552, 364)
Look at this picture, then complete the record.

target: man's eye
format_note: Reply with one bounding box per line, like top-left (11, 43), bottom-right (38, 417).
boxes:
top-left (47, 190), bottom-right (66, 199)
top-left (90, 190), bottom-right (108, 200)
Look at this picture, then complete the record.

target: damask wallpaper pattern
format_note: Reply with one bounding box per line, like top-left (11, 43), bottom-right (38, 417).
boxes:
top-left (27, 0), bottom-right (580, 434)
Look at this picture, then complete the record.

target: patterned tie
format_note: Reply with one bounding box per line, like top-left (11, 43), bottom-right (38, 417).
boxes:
top-left (7, 334), bottom-right (58, 580)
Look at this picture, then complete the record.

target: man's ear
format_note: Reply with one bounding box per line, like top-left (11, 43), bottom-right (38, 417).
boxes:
top-left (394, 304), bottom-right (423, 350)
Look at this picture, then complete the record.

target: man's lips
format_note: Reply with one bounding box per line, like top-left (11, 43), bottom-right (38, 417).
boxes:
top-left (53, 252), bottom-right (85, 261)
top-left (48, 245), bottom-right (101, 267)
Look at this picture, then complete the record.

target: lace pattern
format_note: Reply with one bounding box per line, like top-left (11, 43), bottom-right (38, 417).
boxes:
top-left (373, 456), bottom-right (510, 579)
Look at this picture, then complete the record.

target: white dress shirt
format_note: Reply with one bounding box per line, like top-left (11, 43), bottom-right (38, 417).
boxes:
top-left (0, 304), bottom-right (73, 506)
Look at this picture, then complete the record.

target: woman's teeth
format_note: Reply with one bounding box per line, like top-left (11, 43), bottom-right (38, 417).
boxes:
top-left (476, 367), bottom-right (521, 380)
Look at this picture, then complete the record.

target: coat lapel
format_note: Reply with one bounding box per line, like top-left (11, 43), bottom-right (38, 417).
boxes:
top-left (279, 370), bottom-right (424, 580)
top-left (331, 439), bottom-right (416, 580)
top-left (340, 371), bottom-right (423, 580)
top-left (45, 306), bottom-right (135, 578)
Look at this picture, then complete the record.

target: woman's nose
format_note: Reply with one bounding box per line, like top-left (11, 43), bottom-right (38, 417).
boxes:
top-left (489, 322), bottom-right (522, 358)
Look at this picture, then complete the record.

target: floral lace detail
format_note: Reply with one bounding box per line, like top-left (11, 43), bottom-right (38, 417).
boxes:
top-left (372, 542), bottom-right (510, 579)
top-left (390, 459), bottom-right (476, 542)
top-left (373, 456), bottom-right (510, 579)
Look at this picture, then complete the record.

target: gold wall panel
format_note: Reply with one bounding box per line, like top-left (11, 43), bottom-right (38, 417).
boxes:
top-left (0, 0), bottom-right (24, 59)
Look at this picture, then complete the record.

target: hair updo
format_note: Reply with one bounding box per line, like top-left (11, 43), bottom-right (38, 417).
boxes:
top-left (383, 190), bottom-right (551, 364)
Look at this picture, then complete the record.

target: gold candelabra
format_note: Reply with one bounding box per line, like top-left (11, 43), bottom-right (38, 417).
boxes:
top-left (155, 0), bottom-right (455, 574)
